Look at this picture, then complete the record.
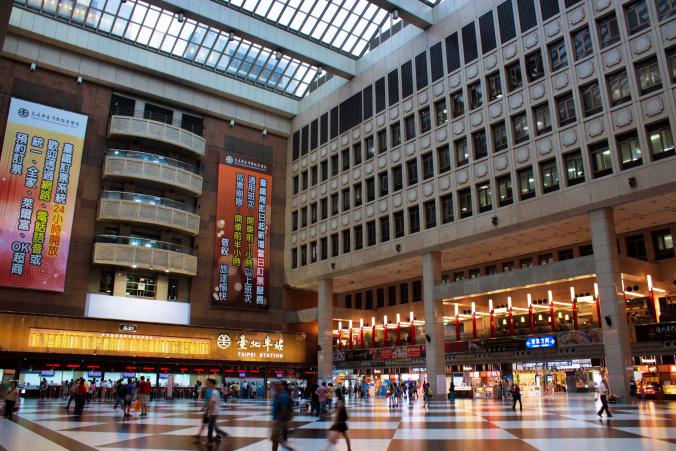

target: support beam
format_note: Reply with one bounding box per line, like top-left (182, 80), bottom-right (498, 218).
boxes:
top-left (150, 0), bottom-right (357, 79)
top-left (366, 0), bottom-right (433, 29)
top-left (423, 252), bottom-right (446, 397)
top-left (589, 208), bottom-right (632, 401)
top-left (317, 279), bottom-right (334, 383)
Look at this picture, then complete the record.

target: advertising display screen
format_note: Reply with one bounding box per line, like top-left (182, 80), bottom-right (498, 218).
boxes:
top-left (0, 98), bottom-right (88, 292)
top-left (212, 154), bottom-right (271, 310)
top-left (525, 335), bottom-right (556, 349)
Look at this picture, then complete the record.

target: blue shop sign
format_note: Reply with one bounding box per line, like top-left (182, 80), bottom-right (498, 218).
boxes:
top-left (525, 335), bottom-right (556, 349)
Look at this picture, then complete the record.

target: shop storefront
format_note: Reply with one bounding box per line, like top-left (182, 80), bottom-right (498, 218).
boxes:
top-left (512, 359), bottom-right (603, 396)
top-left (633, 356), bottom-right (676, 399)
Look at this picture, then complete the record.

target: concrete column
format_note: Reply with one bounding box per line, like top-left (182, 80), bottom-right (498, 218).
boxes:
top-left (589, 208), bottom-right (632, 400)
top-left (423, 252), bottom-right (446, 396)
top-left (112, 270), bottom-right (127, 297)
top-left (317, 279), bottom-right (334, 382)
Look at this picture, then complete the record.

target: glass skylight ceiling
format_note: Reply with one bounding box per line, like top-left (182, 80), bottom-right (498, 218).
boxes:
top-left (219, 0), bottom-right (402, 57)
top-left (15, 0), bottom-right (321, 98)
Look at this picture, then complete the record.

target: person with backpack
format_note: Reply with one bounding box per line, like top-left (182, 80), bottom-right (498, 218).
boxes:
top-left (113, 379), bottom-right (125, 410)
top-left (511, 383), bottom-right (522, 411)
top-left (123, 378), bottom-right (134, 420)
top-left (325, 388), bottom-right (352, 451)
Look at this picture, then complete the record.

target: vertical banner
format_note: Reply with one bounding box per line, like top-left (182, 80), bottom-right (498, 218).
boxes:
top-left (212, 154), bottom-right (271, 310)
top-left (0, 98), bottom-right (88, 292)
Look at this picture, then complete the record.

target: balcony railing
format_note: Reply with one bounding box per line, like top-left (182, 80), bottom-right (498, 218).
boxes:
top-left (94, 235), bottom-right (194, 255)
top-left (108, 112), bottom-right (206, 158)
top-left (111, 106), bottom-right (204, 137)
top-left (103, 150), bottom-right (203, 196)
top-left (100, 190), bottom-right (196, 213)
top-left (98, 191), bottom-right (200, 236)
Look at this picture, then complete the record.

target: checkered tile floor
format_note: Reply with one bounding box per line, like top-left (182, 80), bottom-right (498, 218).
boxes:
top-left (1, 394), bottom-right (675, 450)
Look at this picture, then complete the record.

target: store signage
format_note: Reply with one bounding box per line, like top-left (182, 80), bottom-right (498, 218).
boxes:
top-left (333, 344), bottom-right (426, 364)
top-left (212, 153), bottom-right (271, 310)
top-left (40, 369), bottom-right (54, 377)
top-left (214, 330), bottom-right (306, 363)
top-left (119, 323), bottom-right (137, 332)
top-left (525, 335), bottom-right (556, 349)
top-left (0, 98), bottom-right (88, 292)
top-left (471, 337), bottom-right (524, 352)
top-left (640, 357), bottom-right (657, 364)
top-left (635, 322), bottom-right (676, 342)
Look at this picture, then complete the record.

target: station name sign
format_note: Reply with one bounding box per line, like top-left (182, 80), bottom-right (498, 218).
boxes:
top-left (214, 330), bottom-right (306, 364)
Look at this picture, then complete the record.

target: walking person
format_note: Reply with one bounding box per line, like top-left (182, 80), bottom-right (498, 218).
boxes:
top-left (123, 378), bottom-right (134, 420)
top-left (511, 383), bottom-right (522, 411)
top-left (65, 379), bottom-right (78, 410)
top-left (271, 381), bottom-right (295, 451)
top-left (448, 381), bottom-right (455, 402)
top-left (596, 377), bottom-right (613, 418)
top-left (73, 378), bottom-right (87, 416)
top-left (4, 381), bottom-right (19, 420)
top-left (324, 388), bottom-right (352, 451)
top-left (205, 379), bottom-right (228, 444)
top-left (316, 382), bottom-right (329, 417)
top-left (113, 379), bottom-right (124, 410)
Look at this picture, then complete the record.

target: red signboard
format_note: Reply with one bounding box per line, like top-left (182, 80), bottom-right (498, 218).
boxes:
top-left (212, 154), bottom-right (271, 310)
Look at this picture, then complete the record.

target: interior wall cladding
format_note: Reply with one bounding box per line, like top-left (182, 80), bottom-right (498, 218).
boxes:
top-left (291, 0), bottom-right (585, 158)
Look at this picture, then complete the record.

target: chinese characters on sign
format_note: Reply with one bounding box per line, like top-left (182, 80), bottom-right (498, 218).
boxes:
top-left (212, 154), bottom-right (271, 310)
top-left (213, 330), bottom-right (306, 363)
top-left (0, 98), bottom-right (88, 291)
top-left (525, 335), bottom-right (557, 349)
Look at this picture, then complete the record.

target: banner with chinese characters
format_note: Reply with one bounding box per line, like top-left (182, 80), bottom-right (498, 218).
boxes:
top-left (212, 154), bottom-right (271, 309)
top-left (214, 330), bottom-right (306, 363)
top-left (0, 98), bottom-right (88, 292)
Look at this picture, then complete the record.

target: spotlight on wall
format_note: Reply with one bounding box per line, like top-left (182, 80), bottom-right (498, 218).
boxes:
top-left (491, 216), bottom-right (498, 226)
top-left (316, 66), bottom-right (323, 76)
top-left (628, 176), bottom-right (637, 188)
top-left (425, 334), bottom-right (431, 343)
top-left (604, 315), bottom-right (612, 327)
top-left (317, 345), bottom-right (322, 352)
top-left (392, 9), bottom-right (399, 20)
top-left (275, 50), bottom-right (283, 60)
top-left (30, 62), bottom-right (37, 72)
top-left (229, 118), bottom-right (235, 127)
top-left (633, 285), bottom-right (639, 291)
top-left (262, 128), bottom-right (268, 136)
top-left (177, 12), bottom-right (185, 23)
top-left (228, 31), bottom-right (234, 41)
top-left (395, 244), bottom-right (401, 253)
top-left (76, 74), bottom-right (83, 85)
top-left (330, 262), bottom-right (335, 270)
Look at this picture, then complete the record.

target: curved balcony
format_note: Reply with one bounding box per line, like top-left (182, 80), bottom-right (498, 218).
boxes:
top-left (92, 235), bottom-right (197, 276)
top-left (108, 113), bottom-right (205, 159)
top-left (97, 191), bottom-right (200, 236)
top-left (103, 150), bottom-right (203, 196)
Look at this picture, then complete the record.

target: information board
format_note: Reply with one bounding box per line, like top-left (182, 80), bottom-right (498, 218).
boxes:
top-left (0, 98), bottom-right (88, 291)
top-left (212, 154), bottom-right (271, 310)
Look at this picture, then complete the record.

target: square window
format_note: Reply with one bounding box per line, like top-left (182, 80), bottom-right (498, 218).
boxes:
top-left (311, 165), bottom-right (318, 186)
top-left (656, 0), bottom-right (676, 21)
top-left (320, 160), bottom-right (328, 181)
top-left (668, 47), bottom-right (676, 82)
top-left (435, 99), bottom-right (448, 126)
top-left (625, 0), bottom-right (650, 34)
top-left (507, 62), bottom-right (523, 91)
top-left (652, 228), bottom-right (674, 259)
top-left (406, 158), bottom-right (418, 186)
top-left (635, 57), bottom-right (662, 95)
top-left (458, 188), bottom-right (473, 218)
top-left (342, 188), bottom-right (350, 211)
top-left (391, 122), bottom-right (402, 147)
top-left (512, 112), bottom-right (529, 144)
top-left (366, 177), bottom-right (376, 202)
top-left (477, 182), bottom-right (492, 213)
top-left (473, 129), bottom-right (488, 159)
top-left (564, 150), bottom-right (585, 186)
top-left (455, 137), bottom-right (469, 166)
top-left (597, 14), bottom-right (621, 48)
top-left (492, 122), bottom-right (508, 151)
top-left (331, 154), bottom-right (339, 176)
top-left (549, 39), bottom-right (568, 72)
top-left (331, 193), bottom-right (339, 215)
top-left (647, 120), bottom-right (675, 160)
top-left (572, 27), bottom-right (593, 60)
top-left (320, 197), bottom-right (328, 220)
top-left (342, 229), bottom-right (351, 254)
top-left (581, 82), bottom-right (603, 117)
top-left (424, 200), bottom-right (436, 229)
top-left (331, 233), bottom-right (339, 257)
top-left (533, 102), bottom-right (552, 135)
top-left (367, 220), bottom-right (376, 246)
top-left (301, 206), bottom-right (308, 227)
top-left (589, 140), bottom-right (614, 178)
top-left (540, 159), bottom-right (560, 193)
top-left (451, 90), bottom-right (465, 118)
top-left (518, 166), bottom-right (536, 200)
top-left (606, 70), bottom-right (631, 106)
top-left (556, 93), bottom-right (576, 127)
top-left (420, 107), bottom-right (432, 133)
top-left (486, 72), bottom-right (503, 101)
top-left (353, 143), bottom-right (362, 166)
top-left (394, 210), bottom-right (405, 238)
top-left (617, 131), bottom-right (643, 169)
top-left (377, 129), bottom-right (388, 154)
top-left (469, 82), bottom-right (483, 110)
top-left (354, 225), bottom-right (363, 250)
top-left (497, 174), bottom-right (513, 207)
top-left (422, 152), bottom-right (434, 179)
top-left (405, 115), bottom-right (416, 141)
top-left (525, 50), bottom-right (545, 82)
top-left (292, 175), bottom-right (299, 194)
top-left (353, 183), bottom-right (362, 206)
top-left (440, 194), bottom-right (454, 223)
top-left (365, 136), bottom-right (375, 160)
top-left (341, 148), bottom-right (350, 171)
top-left (626, 233), bottom-right (647, 260)
top-left (438, 145), bottom-right (451, 173)
top-left (379, 170), bottom-right (389, 196)
top-left (392, 165), bottom-right (403, 191)
top-left (380, 216), bottom-right (390, 242)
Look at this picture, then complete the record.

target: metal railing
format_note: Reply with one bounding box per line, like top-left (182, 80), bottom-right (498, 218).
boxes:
top-left (94, 235), bottom-right (195, 256)
top-left (107, 149), bottom-right (200, 174)
top-left (100, 191), bottom-right (196, 214)
top-left (110, 106), bottom-right (204, 136)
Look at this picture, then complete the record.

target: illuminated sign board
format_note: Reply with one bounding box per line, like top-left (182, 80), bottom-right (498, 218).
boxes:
top-left (525, 335), bottom-right (556, 349)
top-left (0, 98), bottom-right (88, 291)
top-left (214, 330), bottom-right (306, 363)
top-left (212, 154), bottom-right (271, 310)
